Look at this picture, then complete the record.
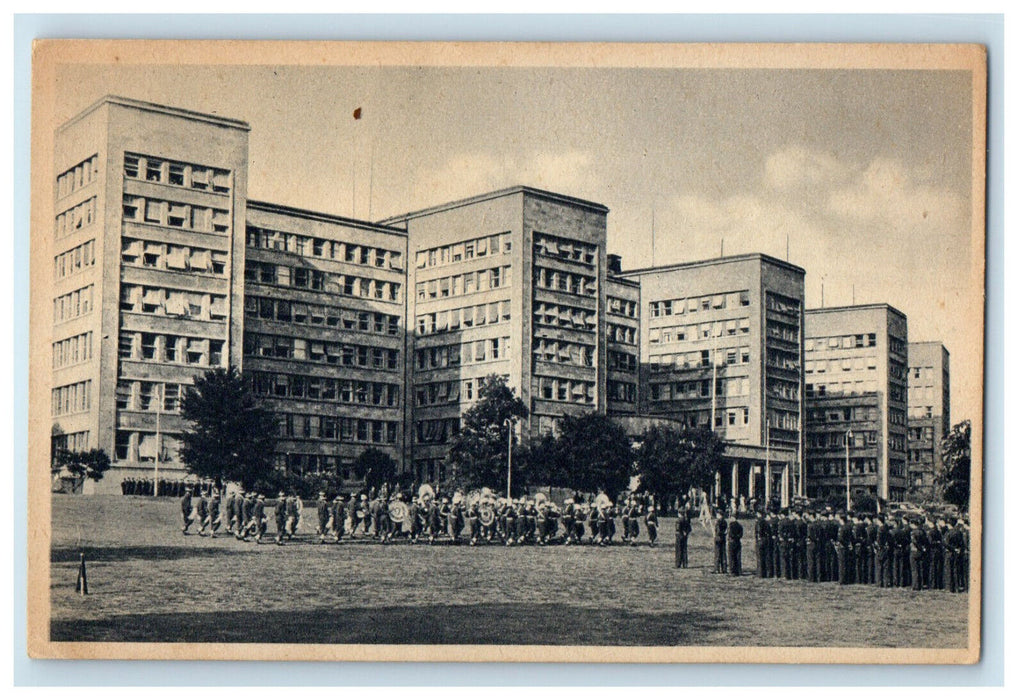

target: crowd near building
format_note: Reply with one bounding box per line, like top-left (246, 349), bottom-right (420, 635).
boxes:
top-left (49, 96), bottom-right (953, 501)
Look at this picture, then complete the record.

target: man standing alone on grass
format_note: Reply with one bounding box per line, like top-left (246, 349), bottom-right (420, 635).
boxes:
top-left (713, 510), bottom-right (727, 573)
top-left (727, 513), bottom-right (744, 576)
top-left (675, 499), bottom-right (692, 568)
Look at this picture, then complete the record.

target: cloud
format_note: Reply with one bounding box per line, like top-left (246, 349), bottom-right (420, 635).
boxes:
top-left (763, 145), bottom-right (852, 193)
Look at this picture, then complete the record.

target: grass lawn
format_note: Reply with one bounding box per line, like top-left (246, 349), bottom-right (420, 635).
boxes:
top-left (49, 495), bottom-right (969, 647)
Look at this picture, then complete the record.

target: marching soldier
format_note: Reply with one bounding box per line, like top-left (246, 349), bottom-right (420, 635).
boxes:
top-left (252, 494), bottom-right (267, 544)
top-left (587, 502), bottom-right (600, 544)
top-left (675, 500), bottom-right (692, 568)
top-left (196, 489), bottom-right (210, 536)
top-left (727, 513), bottom-right (744, 576)
top-left (333, 495), bottom-right (347, 543)
top-left (208, 489), bottom-right (221, 538)
top-left (713, 510), bottom-right (728, 574)
top-left (274, 491), bottom-right (288, 545)
top-left (180, 485), bottom-right (194, 535)
top-left (645, 505), bottom-right (659, 547)
top-left (285, 493), bottom-right (301, 540)
top-left (315, 492), bottom-right (330, 544)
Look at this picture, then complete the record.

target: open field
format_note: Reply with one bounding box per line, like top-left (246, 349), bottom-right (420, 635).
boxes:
top-left (49, 495), bottom-right (969, 647)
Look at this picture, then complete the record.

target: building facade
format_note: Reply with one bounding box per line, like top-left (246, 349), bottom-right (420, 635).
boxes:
top-left (605, 256), bottom-right (640, 417)
top-left (51, 96), bottom-right (249, 492)
top-left (381, 187), bottom-right (610, 483)
top-left (614, 254), bottom-right (806, 506)
top-left (242, 201), bottom-right (408, 481)
top-left (804, 304), bottom-right (909, 503)
top-left (907, 341), bottom-right (951, 499)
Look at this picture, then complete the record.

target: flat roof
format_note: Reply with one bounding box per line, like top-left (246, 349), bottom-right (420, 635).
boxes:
top-left (378, 185), bottom-right (609, 224)
top-left (806, 303), bottom-right (907, 320)
top-left (617, 252), bottom-right (805, 277)
top-left (57, 94), bottom-right (251, 134)
top-left (247, 200), bottom-right (408, 238)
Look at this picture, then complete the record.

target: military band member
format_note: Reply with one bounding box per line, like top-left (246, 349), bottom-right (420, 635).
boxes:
top-left (769, 512), bottom-right (782, 578)
top-left (360, 494), bottom-right (373, 536)
top-left (196, 488), bottom-right (210, 536)
top-left (864, 514), bottom-right (879, 585)
top-left (316, 492), bottom-right (330, 544)
top-left (910, 518), bottom-right (929, 590)
top-left (467, 501), bottom-right (481, 545)
top-left (806, 512), bottom-right (821, 582)
top-left (645, 505), bottom-right (659, 547)
top-left (274, 491), bottom-right (288, 545)
top-left (837, 513), bottom-right (854, 585)
top-left (587, 503), bottom-right (600, 543)
top-left (180, 486), bottom-right (194, 535)
top-left (345, 493), bottom-right (358, 539)
top-left (713, 510), bottom-right (728, 574)
top-left (285, 494), bottom-right (301, 540)
top-left (252, 494), bottom-right (267, 544)
top-left (779, 512), bottom-right (795, 580)
top-left (447, 498), bottom-right (463, 543)
top-left (333, 496), bottom-right (348, 543)
top-left (944, 520), bottom-right (966, 593)
top-left (427, 497), bottom-right (442, 544)
top-left (876, 515), bottom-right (893, 588)
top-left (675, 502), bottom-right (692, 568)
top-left (573, 503), bottom-right (587, 544)
top-left (727, 513), bottom-right (744, 576)
top-left (853, 514), bottom-right (869, 584)
top-left (794, 511), bottom-right (808, 580)
top-left (892, 515), bottom-right (911, 588)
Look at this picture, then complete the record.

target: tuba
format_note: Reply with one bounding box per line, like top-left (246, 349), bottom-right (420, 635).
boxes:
top-left (388, 498), bottom-right (410, 524)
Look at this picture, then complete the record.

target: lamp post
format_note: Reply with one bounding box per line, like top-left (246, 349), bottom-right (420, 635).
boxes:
top-left (504, 417), bottom-right (518, 501)
top-left (844, 428), bottom-right (853, 512)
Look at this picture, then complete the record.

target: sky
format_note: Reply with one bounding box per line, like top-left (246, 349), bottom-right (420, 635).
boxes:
top-left (51, 62), bottom-right (979, 422)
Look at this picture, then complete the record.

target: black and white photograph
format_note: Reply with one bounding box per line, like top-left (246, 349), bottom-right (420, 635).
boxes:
top-left (27, 40), bottom-right (986, 663)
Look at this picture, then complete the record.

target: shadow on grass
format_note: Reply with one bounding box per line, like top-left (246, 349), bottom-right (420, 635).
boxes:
top-left (51, 603), bottom-right (727, 646)
top-left (51, 545), bottom-right (248, 564)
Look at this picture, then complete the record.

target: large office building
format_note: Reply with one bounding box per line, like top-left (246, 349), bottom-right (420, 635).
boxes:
top-left (605, 256), bottom-right (640, 417)
top-left (380, 187), bottom-right (610, 483)
top-left (614, 254), bottom-right (806, 506)
top-left (51, 96), bottom-right (249, 492)
top-left (804, 304), bottom-right (909, 503)
top-left (907, 341), bottom-right (951, 499)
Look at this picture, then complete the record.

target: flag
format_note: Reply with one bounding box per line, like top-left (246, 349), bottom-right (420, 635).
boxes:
top-left (353, 107), bottom-right (362, 120)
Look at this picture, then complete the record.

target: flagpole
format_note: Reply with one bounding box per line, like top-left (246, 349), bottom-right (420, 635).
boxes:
top-left (154, 383), bottom-right (162, 496)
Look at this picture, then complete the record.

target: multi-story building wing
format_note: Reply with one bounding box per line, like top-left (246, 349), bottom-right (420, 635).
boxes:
top-left (907, 341), bottom-right (950, 499)
top-left (51, 96), bottom-right (249, 492)
top-left (605, 256), bottom-right (640, 416)
top-left (804, 304), bottom-right (909, 503)
top-left (381, 186), bottom-right (609, 483)
top-left (616, 254), bottom-right (805, 506)
top-left (242, 202), bottom-right (408, 480)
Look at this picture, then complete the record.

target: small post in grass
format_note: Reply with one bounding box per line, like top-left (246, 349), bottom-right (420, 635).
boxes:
top-left (75, 552), bottom-right (88, 595)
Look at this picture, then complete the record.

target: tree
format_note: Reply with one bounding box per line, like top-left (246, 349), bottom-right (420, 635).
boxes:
top-left (446, 375), bottom-right (528, 492)
top-left (179, 367), bottom-right (279, 491)
top-left (635, 424), bottom-right (724, 501)
top-left (555, 412), bottom-right (634, 495)
top-left (353, 447), bottom-right (398, 490)
top-left (940, 419), bottom-right (971, 512)
top-left (521, 432), bottom-right (565, 490)
top-left (53, 448), bottom-right (112, 483)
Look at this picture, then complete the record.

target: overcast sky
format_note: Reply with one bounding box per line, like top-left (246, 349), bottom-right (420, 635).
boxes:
top-left (52, 63), bottom-right (978, 422)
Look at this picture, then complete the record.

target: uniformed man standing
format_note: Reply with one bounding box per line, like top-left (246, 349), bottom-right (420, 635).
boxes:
top-left (180, 486), bottom-right (194, 535)
top-left (837, 513), bottom-right (854, 585)
top-left (274, 491), bottom-right (288, 545)
top-left (208, 490), bottom-right (221, 538)
top-left (315, 492), bottom-right (330, 544)
top-left (196, 490), bottom-right (210, 537)
top-left (727, 513), bottom-right (744, 576)
top-left (876, 515), bottom-right (894, 588)
top-left (910, 518), bottom-right (928, 590)
top-left (285, 494), bottom-right (301, 540)
top-left (645, 505), bottom-right (659, 547)
top-left (794, 511), bottom-right (808, 581)
top-left (675, 500), bottom-right (692, 568)
top-left (779, 511), bottom-right (795, 580)
top-left (713, 510), bottom-right (728, 573)
top-left (892, 515), bottom-right (912, 587)
top-left (332, 495), bottom-right (347, 543)
top-left (252, 494), bottom-right (267, 544)
top-left (864, 514), bottom-right (879, 585)
top-left (753, 510), bottom-right (766, 578)
top-left (853, 514), bottom-right (868, 584)
top-left (806, 512), bottom-right (821, 582)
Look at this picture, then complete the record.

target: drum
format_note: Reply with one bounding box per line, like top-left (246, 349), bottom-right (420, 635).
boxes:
top-left (388, 499), bottom-right (410, 524)
top-left (479, 502), bottom-right (497, 527)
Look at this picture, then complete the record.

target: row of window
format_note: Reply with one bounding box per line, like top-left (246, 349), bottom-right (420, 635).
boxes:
top-left (764, 291), bottom-right (802, 317)
top-left (649, 345), bottom-right (752, 373)
top-left (807, 459), bottom-right (879, 477)
top-left (415, 233), bottom-right (512, 270)
top-left (116, 381), bottom-right (185, 413)
top-left (607, 296), bottom-right (639, 319)
top-left (246, 226), bottom-right (404, 271)
top-left (244, 332), bottom-right (400, 370)
top-left (245, 296), bottom-right (401, 337)
top-left (52, 430), bottom-right (90, 454)
top-left (806, 430), bottom-right (879, 449)
top-left (910, 365), bottom-right (938, 382)
top-left (805, 355), bottom-right (879, 375)
top-left (51, 380), bottom-right (92, 417)
top-left (649, 376), bottom-right (751, 402)
top-left (767, 379), bottom-right (801, 401)
top-left (805, 333), bottom-right (878, 352)
top-left (532, 232), bottom-right (597, 267)
top-left (55, 197), bottom-right (97, 239)
top-left (649, 290), bottom-right (750, 318)
top-left (413, 337), bottom-right (512, 371)
top-left (54, 284), bottom-right (94, 323)
top-left (121, 238), bottom-right (227, 276)
top-left (607, 380), bottom-right (638, 404)
top-left (52, 332), bottom-right (94, 370)
top-left (277, 413), bottom-right (399, 445)
top-left (532, 339), bottom-right (596, 368)
top-left (120, 285), bottom-right (228, 321)
top-left (909, 449), bottom-right (935, 464)
top-left (115, 430), bottom-right (177, 463)
top-left (415, 417), bottom-right (462, 445)
top-left (537, 377), bottom-right (596, 405)
top-left (274, 453), bottom-right (364, 480)
top-left (805, 380), bottom-right (881, 397)
top-left (889, 336), bottom-right (907, 357)
top-left (56, 154), bottom-right (100, 200)
top-left (766, 349), bottom-right (801, 373)
top-left (608, 350), bottom-right (638, 372)
top-left (534, 267), bottom-right (597, 298)
top-left (909, 406), bottom-right (937, 420)
top-left (647, 317), bottom-right (751, 345)
top-left (766, 319), bottom-right (800, 344)
top-left (415, 300), bottom-right (512, 336)
top-left (54, 239), bottom-right (96, 280)
top-left (125, 153), bottom-right (231, 194)
top-left (607, 323), bottom-right (637, 346)
top-left (123, 195), bottom-right (230, 234)
top-left (245, 261), bottom-right (401, 303)
top-left (807, 406), bottom-right (880, 423)
top-left (533, 301), bottom-right (597, 332)
top-left (250, 371), bottom-right (401, 407)
top-left (415, 375), bottom-right (509, 407)
top-left (120, 332), bottom-right (226, 367)
top-left (415, 265), bottom-right (511, 301)
top-left (767, 410), bottom-right (801, 431)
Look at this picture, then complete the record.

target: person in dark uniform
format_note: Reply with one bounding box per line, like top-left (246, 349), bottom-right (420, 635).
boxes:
top-left (957, 519), bottom-right (970, 592)
top-left (285, 494), bottom-right (301, 540)
top-left (837, 513), bottom-right (854, 585)
top-left (645, 505), bottom-right (659, 547)
top-left (195, 488), bottom-right (210, 536)
top-left (252, 494), bottom-right (267, 544)
top-left (753, 510), bottom-right (766, 578)
top-left (274, 491), bottom-right (288, 545)
top-left (769, 512), bottom-right (783, 579)
top-left (892, 515), bottom-right (911, 587)
top-left (864, 514), bottom-right (879, 585)
top-left (909, 518), bottom-right (928, 590)
top-left (315, 492), bottom-right (330, 544)
top-left (180, 485), bottom-right (197, 535)
top-left (675, 500), bottom-right (692, 568)
top-left (779, 511), bottom-right (795, 580)
top-left (208, 490), bottom-right (221, 538)
top-left (223, 491), bottom-right (237, 537)
top-left (427, 497), bottom-right (442, 545)
top-left (852, 514), bottom-right (868, 584)
top-left (713, 510), bottom-right (728, 573)
top-left (876, 515), bottom-right (893, 587)
top-left (806, 512), bottom-right (822, 582)
top-left (944, 520), bottom-right (966, 593)
top-left (333, 495), bottom-right (348, 543)
top-left (794, 511), bottom-right (808, 581)
top-left (727, 513), bottom-right (744, 576)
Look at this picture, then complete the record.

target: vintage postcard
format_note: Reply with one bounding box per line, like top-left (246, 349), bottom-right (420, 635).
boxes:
top-left (28, 41), bottom-right (986, 663)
